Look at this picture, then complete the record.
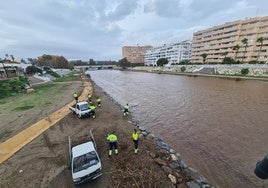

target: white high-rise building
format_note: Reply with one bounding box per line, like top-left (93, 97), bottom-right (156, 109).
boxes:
top-left (144, 40), bottom-right (192, 66)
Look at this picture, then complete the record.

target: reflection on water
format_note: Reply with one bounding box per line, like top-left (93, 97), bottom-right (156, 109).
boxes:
top-left (88, 70), bottom-right (268, 188)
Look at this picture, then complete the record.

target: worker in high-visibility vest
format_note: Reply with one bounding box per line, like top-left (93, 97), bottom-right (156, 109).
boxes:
top-left (96, 97), bottom-right (101, 107)
top-left (88, 93), bottom-right (92, 102)
top-left (107, 132), bottom-right (118, 156)
top-left (73, 92), bottom-right (78, 103)
top-left (123, 104), bottom-right (129, 116)
top-left (89, 103), bottom-right (96, 119)
top-left (132, 129), bottom-right (139, 154)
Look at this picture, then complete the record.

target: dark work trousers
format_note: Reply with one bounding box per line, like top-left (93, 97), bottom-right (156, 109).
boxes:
top-left (133, 140), bottom-right (139, 149)
top-left (91, 110), bottom-right (95, 116)
top-left (109, 142), bottom-right (117, 150)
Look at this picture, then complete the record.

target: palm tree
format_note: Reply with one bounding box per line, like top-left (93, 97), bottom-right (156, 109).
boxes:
top-left (256, 37), bottom-right (264, 63)
top-left (241, 38), bottom-right (248, 63)
top-left (5, 54), bottom-right (9, 60)
top-left (221, 51), bottom-right (228, 58)
top-left (10, 55), bottom-right (15, 62)
top-left (221, 51), bottom-right (229, 64)
top-left (232, 44), bottom-right (240, 61)
top-left (201, 53), bottom-right (208, 64)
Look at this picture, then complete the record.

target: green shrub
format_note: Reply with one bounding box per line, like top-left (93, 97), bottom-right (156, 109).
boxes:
top-left (156, 58), bottom-right (168, 66)
top-left (222, 57), bottom-right (235, 64)
top-left (0, 76), bottom-right (29, 99)
top-left (241, 68), bottom-right (249, 75)
top-left (179, 60), bottom-right (190, 65)
top-left (26, 66), bottom-right (42, 75)
top-left (43, 66), bottom-right (51, 71)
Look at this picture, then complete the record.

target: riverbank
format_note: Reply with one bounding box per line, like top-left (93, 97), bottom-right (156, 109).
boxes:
top-left (129, 64), bottom-right (268, 82)
top-left (0, 74), bottom-right (214, 188)
top-left (88, 70), bottom-right (268, 187)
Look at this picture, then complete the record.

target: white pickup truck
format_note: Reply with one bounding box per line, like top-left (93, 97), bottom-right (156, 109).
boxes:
top-left (69, 101), bottom-right (91, 118)
top-left (68, 130), bottom-right (102, 185)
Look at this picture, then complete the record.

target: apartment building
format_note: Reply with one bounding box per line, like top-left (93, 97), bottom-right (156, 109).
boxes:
top-left (0, 64), bottom-right (19, 78)
top-left (122, 45), bottom-right (153, 65)
top-left (144, 40), bottom-right (192, 66)
top-left (191, 16), bottom-right (268, 64)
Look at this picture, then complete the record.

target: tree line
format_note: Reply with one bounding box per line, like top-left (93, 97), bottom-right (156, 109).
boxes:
top-left (1, 54), bottom-right (73, 69)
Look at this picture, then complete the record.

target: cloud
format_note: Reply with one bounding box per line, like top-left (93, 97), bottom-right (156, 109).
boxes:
top-left (0, 0), bottom-right (268, 61)
top-left (106, 0), bottom-right (139, 21)
top-left (144, 0), bottom-right (183, 17)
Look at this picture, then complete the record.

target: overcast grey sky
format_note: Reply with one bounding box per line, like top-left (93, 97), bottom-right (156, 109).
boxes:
top-left (0, 0), bottom-right (268, 61)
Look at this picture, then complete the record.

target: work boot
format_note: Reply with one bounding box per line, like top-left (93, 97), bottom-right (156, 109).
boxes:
top-left (134, 149), bottom-right (138, 154)
top-left (115, 149), bottom-right (118, 155)
top-left (109, 150), bottom-right (112, 156)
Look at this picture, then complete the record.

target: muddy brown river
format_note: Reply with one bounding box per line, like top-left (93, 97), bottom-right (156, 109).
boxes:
top-left (87, 70), bottom-right (268, 188)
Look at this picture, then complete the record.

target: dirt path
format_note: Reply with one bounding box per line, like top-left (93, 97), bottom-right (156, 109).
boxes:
top-left (0, 75), bottom-right (176, 188)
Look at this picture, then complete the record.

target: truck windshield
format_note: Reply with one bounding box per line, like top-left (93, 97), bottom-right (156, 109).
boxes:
top-left (80, 104), bottom-right (89, 111)
top-left (73, 151), bottom-right (99, 173)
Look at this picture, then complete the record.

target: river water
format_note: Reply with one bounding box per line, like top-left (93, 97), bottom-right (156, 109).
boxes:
top-left (87, 70), bottom-right (268, 188)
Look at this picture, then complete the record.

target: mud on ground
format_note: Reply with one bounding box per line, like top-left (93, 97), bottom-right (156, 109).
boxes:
top-left (0, 75), bottom-right (182, 188)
